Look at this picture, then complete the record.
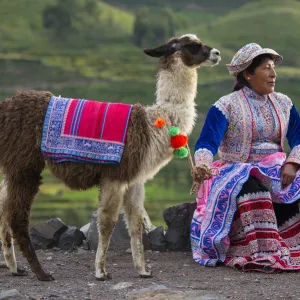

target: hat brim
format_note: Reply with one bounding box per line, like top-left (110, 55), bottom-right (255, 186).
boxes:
top-left (226, 48), bottom-right (283, 77)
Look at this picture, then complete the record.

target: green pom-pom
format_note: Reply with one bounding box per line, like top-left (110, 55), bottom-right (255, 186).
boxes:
top-left (169, 126), bottom-right (180, 136)
top-left (173, 147), bottom-right (188, 158)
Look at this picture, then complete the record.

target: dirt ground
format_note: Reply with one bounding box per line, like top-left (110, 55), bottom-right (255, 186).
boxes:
top-left (1, 247), bottom-right (300, 300)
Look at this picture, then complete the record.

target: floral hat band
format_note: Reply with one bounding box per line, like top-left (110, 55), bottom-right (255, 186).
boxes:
top-left (226, 43), bottom-right (283, 77)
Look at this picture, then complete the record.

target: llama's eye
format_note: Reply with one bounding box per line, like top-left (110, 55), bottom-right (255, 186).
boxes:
top-left (184, 44), bottom-right (202, 55)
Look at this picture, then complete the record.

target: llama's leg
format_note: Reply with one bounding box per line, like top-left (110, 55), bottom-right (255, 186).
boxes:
top-left (123, 183), bottom-right (152, 278)
top-left (0, 226), bottom-right (27, 276)
top-left (95, 180), bottom-right (126, 281)
top-left (0, 179), bottom-right (26, 276)
top-left (5, 172), bottom-right (54, 281)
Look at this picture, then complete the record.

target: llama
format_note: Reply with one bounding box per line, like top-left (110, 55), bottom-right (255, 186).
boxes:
top-left (0, 34), bottom-right (221, 281)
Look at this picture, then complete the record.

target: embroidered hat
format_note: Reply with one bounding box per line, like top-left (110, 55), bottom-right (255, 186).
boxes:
top-left (226, 43), bottom-right (283, 77)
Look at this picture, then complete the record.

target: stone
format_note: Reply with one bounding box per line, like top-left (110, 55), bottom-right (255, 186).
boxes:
top-left (148, 226), bottom-right (166, 252)
top-left (82, 240), bottom-right (89, 250)
top-left (86, 209), bottom-right (151, 250)
top-left (112, 282), bottom-right (133, 290)
top-left (163, 202), bottom-right (196, 251)
top-left (0, 289), bottom-right (22, 299)
top-left (30, 218), bottom-right (68, 250)
top-left (80, 223), bottom-right (90, 237)
top-left (126, 285), bottom-right (225, 300)
top-left (58, 226), bottom-right (85, 251)
top-left (142, 231), bottom-right (152, 251)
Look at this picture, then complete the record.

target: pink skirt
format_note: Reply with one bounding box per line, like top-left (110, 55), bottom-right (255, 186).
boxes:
top-left (191, 152), bottom-right (300, 272)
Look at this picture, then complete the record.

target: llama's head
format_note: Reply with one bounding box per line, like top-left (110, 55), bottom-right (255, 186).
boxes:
top-left (143, 34), bottom-right (221, 69)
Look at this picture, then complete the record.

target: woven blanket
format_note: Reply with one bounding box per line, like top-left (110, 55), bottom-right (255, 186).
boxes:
top-left (41, 96), bottom-right (133, 164)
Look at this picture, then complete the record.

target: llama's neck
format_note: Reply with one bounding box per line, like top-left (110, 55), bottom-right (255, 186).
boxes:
top-left (156, 66), bottom-right (198, 106)
top-left (155, 66), bottom-right (198, 135)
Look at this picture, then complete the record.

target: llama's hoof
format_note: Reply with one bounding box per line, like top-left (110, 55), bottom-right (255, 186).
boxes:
top-left (12, 268), bottom-right (28, 276)
top-left (139, 270), bottom-right (152, 278)
top-left (96, 272), bottom-right (113, 281)
top-left (37, 272), bottom-right (55, 281)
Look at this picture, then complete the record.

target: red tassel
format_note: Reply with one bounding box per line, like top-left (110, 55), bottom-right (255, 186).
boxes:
top-left (170, 134), bottom-right (188, 149)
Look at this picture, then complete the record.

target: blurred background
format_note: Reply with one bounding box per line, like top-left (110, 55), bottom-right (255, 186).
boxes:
top-left (1, 0), bottom-right (299, 227)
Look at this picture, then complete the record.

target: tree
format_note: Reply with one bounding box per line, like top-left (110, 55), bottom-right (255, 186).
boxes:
top-left (133, 7), bottom-right (182, 48)
top-left (42, 4), bottom-right (72, 39)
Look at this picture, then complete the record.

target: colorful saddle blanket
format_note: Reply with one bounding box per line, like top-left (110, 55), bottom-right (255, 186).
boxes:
top-left (41, 96), bottom-right (133, 164)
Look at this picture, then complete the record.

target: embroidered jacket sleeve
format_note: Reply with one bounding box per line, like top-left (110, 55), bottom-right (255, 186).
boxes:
top-left (286, 104), bottom-right (300, 165)
top-left (194, 100), bottom-right (229, 166)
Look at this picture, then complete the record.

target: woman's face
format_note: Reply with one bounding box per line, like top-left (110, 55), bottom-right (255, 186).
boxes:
top-left (243, 58), bottom-right (276, 95)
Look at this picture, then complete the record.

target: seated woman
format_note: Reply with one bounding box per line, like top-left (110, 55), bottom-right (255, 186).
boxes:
top-left (191, 43), bottom-right (300, 272)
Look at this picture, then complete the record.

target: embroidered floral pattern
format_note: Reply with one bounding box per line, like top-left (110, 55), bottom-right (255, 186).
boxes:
top-left (194, 148), bottom-right (213, 166)
top-left (216, 88), bottom-right (292, 163)
top-left (286, 145), bottom-right (300, 165)
top-left (243, 86), bottom-right (268, 101)
top-left (191, 154), bottom-right (300, 267)
top-left (226, 43), bottom-right (283, 76)
top-left (213, 99), bottom-right (230, 120)
top-left (217, 89), bottom-right (253, 162)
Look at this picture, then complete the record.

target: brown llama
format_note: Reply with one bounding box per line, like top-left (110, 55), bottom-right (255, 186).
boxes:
top-left (0, 34), bottom-right (221, 281)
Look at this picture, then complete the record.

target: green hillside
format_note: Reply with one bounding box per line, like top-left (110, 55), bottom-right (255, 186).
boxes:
top-left (198, 0), bottom-right (300, 66)
top-left (0, 0), bottom-right (134, 53)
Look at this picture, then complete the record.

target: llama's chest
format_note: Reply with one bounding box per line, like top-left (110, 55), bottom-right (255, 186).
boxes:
top-left (133, 126), bottom-right (174, 183)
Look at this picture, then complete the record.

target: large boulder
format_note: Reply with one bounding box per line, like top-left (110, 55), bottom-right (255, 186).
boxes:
top-left (163, 202), bottom-right (196, 251)
top-left (57, 226), bottom-right (85, 251)
top-left (30, 218), bottom-right (68, 250)
top-left (148, 226), bottom-right (166, 252)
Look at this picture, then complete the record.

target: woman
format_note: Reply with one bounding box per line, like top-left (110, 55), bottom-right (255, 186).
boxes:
top-left (191, 43), bottom-right (300, 272)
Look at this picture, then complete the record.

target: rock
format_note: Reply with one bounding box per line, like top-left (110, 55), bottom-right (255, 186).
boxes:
top-left (86, 209), bottom-right (150, 250)
top-left (30, 218), bottom-right (68, 250)
top-left (75, 248), bottom-right (88, 256)
top-left (0, 289), bottom-right (22, 299)
top-left (148, 226), bottom-right (166, 252)
top-left (142, 231), bottom-right (152, 251)
top-left (80, 223), bottom-right (90, 237)
top-left (112, 282), bottom-right (133, 290)
top-left (82, 240), bottom-right (89, 250)
top-left (126, 285), bottom-right (225, 300)
top-left (163, 202), bottom-right (196, 251)
top-left (58, 226), bottom-right (85, 251)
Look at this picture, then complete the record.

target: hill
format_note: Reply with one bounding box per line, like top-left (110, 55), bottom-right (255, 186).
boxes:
top-left (0, 0), bottom-right (134, 53)
top-left (197, 0), bottom-right (300, 66)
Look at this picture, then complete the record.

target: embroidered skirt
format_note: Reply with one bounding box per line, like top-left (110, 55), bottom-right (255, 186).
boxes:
top-left (191, 152), bottom-right (300, 272)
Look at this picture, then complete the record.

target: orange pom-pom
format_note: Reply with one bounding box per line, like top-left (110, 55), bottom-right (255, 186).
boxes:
top-left (154, 117), bottom-right (166, 128)
top-left (170, 134), bottom-right (188, 149)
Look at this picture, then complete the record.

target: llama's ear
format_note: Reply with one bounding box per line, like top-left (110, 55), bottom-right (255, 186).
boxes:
top-left (143, 43), bottom-right (177, 58)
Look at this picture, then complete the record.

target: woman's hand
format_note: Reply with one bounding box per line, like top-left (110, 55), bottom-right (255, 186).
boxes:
top-left (192, 165), bottom-right (213, 183)
top-left (281, 163), bottom-right (299, 189)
